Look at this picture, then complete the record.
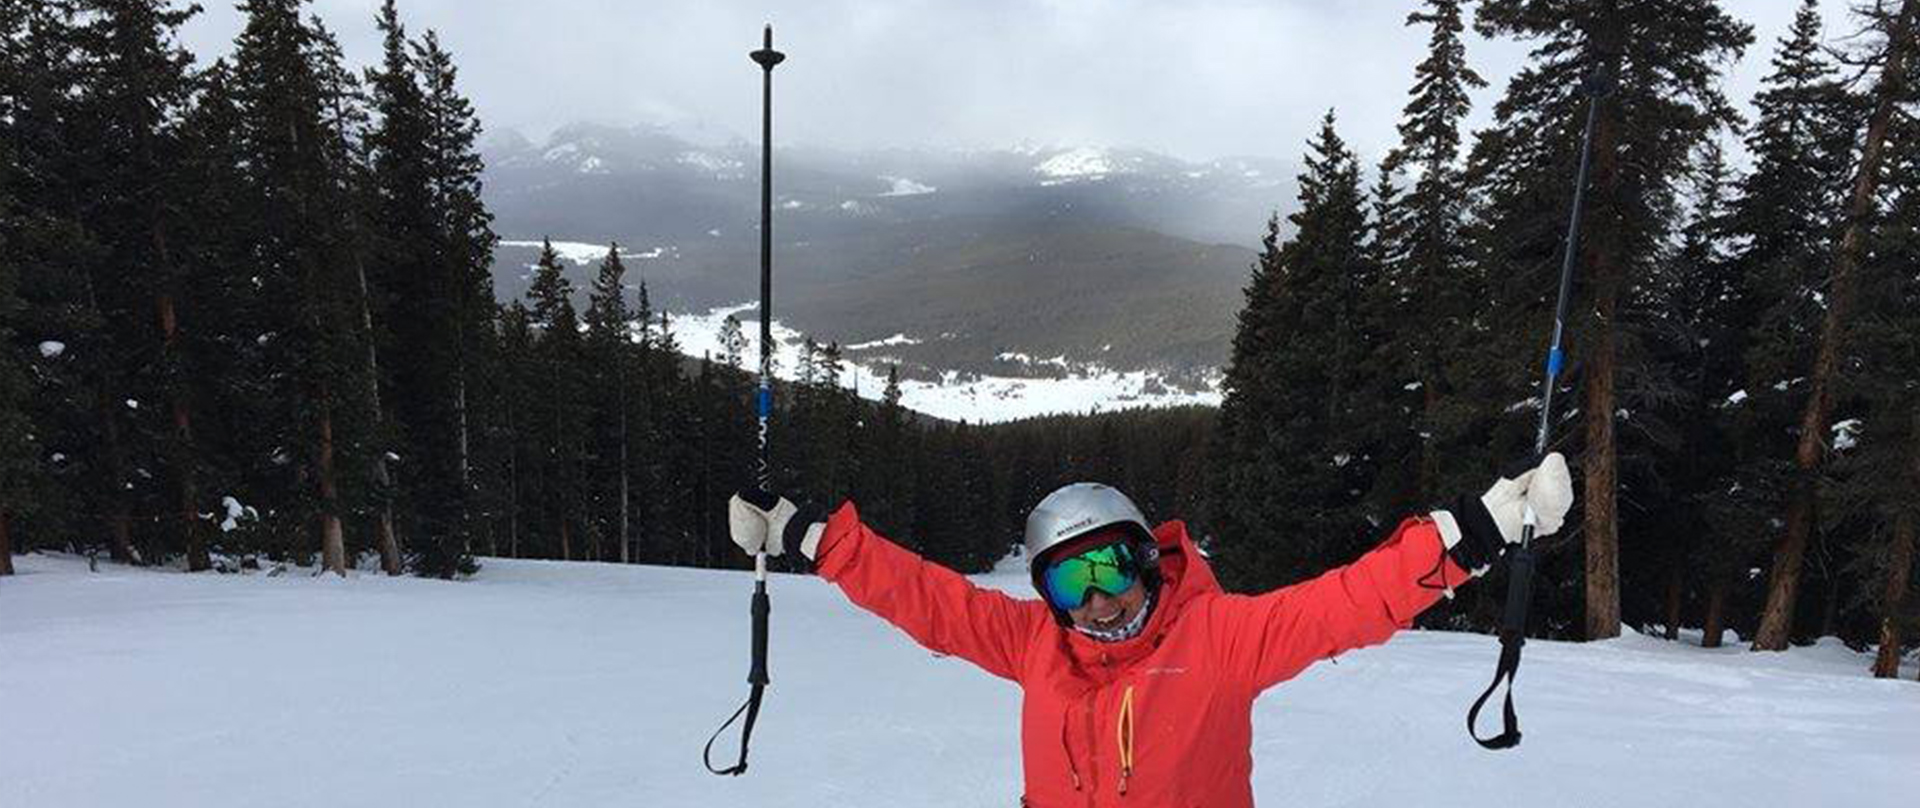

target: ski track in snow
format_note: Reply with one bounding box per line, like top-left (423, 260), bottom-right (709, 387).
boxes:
top-left (1, 552), bottom-right (1916, 808)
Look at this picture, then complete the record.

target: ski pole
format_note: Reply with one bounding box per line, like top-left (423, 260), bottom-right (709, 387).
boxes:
top-left (1467, 59), bottom-right (1613, 752)
top-left (705, 24), bottom-right (784, 777)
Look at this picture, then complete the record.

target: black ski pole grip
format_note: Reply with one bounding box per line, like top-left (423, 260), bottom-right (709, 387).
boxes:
top-left (748, 583), bottom-right (771, 686)
top-left (1500, 542), bottom-right (1535, 634)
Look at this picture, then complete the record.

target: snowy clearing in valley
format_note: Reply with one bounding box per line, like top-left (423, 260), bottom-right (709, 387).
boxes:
top-left (670, 303), bottom-right (1221, 423)
top-left (498, 239), bottom-right (669, 266)
top-left (2, 552), bottom-right (1915, 808)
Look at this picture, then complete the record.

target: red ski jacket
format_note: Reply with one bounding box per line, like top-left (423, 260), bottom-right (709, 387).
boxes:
top-left (812, 501), bottom-right (1473, 808)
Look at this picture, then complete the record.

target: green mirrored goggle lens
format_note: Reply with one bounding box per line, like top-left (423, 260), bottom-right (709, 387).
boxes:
top-left (1042, 542), bottom-right (1139, 611)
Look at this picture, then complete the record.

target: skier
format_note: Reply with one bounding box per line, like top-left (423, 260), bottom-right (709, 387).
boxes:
top-left (728, 454), bottom-right (1573, 807)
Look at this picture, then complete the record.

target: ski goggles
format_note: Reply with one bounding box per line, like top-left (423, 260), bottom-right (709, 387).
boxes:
top-left (1041, 540), bottom-right (1142, 611)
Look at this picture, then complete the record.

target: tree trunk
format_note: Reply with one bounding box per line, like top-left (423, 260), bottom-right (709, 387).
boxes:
top-left (1579, 63), bottom-right (1624, 642)
top-left (317, 398), bottom-right (347, 576)
top-left (351, 252), bottom-right (402, 576)
top-left (1755, 0), bottom-right (1917, 652)
top-left (1702, 572), bottom-right (1729, 648)
top-left (560, 517), bottom-right (571, 561)
top-left (1582, 273), bottom-right (1623, 641)
top-left (82, 270), bottom-right (139, 567)
top-left (618, 355), bottom-right (630, 565)
top-left (1817, 556), bottom-right (1840, 640)
top-left (0, 509), bottom-right (14, 576)
top-left (1756, 480), bottom-right (1817, 649)
top-left (156, 286), bottom-right (210, 573)
top-left (508, 434), bottom-right (520, 559)
top-left (95, 383), bottom-right (138, 565)
top-left (1872, 485), bottom-right (1916, 677)
top-left (1419, 380), bottom-right (1441, 505)
top-left (1663, 561), bottom-right (1684, 641)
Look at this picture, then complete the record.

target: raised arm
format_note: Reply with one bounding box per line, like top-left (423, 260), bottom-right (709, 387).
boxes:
top-left (728, 493), bottom-right (1046, 681)
top-left (1211, 453), bottom-right (1575, 692)
top-left (809, 502), bottom-right (1046, 681)
top-left (1211, 517), bottom-right (1467, 692)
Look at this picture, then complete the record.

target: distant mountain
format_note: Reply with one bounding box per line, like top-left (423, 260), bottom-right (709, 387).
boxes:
top-left (481, 122), bottom-right (1296, 402)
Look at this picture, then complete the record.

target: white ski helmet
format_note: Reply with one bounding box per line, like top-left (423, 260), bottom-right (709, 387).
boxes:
top-left (1025, 483), bottom-right (1162, 621)
top-left (1024, 483), bottom-right (1157, 567)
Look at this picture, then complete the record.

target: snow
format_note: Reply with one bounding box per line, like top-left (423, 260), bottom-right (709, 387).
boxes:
top-left (1832, 419), bottom-right (1863, 451)
top-left (877, 176), bottom-right (936, 196)
top-left (1724, 389), bottom-right (1749, 407)
top-left (37, 340), bottom-right (65, 358)
top-left (846, 333), bottom-right (922, 350)
top-left (498, 240), bottom-right (668, 267)
top-left (212, 496), bottom-right (256, 532)
top-left (670, 303), bottom-right (1220, 423)
top-left (1, 552), bottom-right (1915, 808)
top-left (996, 351), bottom-right (1072, 370)
top-left (1035, 146), bottom-right (1121, 179)
top-left (1505, 396), bottom-right (1541, 414)
top-left (676, 150), bottom-right (745, 178)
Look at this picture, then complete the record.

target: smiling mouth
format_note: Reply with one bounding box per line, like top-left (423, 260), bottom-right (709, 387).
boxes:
top-left (1091, 609), bottom-right (1126, 628)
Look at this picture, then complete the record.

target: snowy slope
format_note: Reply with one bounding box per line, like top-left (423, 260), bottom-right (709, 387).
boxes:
top-left (2, 552), bottom-right (1915, 808)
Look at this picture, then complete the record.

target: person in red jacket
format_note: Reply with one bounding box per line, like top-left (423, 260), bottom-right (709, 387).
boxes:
top-left (729, 454), bottom-right (1573, 807)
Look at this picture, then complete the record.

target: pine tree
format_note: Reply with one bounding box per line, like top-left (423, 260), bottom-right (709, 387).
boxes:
top-left (0, 140), bottom-right (37, 575)
top-left (719, 314), bottom-right (746, 369)
top-left (227, 0), bottom-right (381, 574)
top-left (1470, 0), bottom-right (1752, 640)
top-left (585, 244), bottom-right (633, 563)
top-left (67, 0), bottom-right (217, 569)
top-left (1383, 0), bottom-right (1488, 506)
top-left (1752, 0), bottom-right (1919, 651)
top-left (495, 301), bottom-right (537, 558)
top-left (357, 3), bottom-right (493, 576)
top-left (1692, 0), bottom-right (1861, 647)
top-left (417, 27), bottom-right (495, 571)
top-left (1830, 8), bottom-right (1920, 673)
top-left (6, 0), bottom-right (150, 565)
top-left (0, 0), bottom-right (81, 567)
top-left (361, 0), bottom-right (434, 574)
top-left (1638, 143), bottom-right (1740, 640)
top-left (1210, 113), bottom-right (1380, 592)
top-left (526, 239), bottom-right (587, 560)
top-left (174, 57), bottom-right (285, 564)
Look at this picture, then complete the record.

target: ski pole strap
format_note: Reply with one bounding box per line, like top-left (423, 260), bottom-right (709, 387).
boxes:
top-left (1467, 630), bottom-right (1524, 749)
top-left (705, 583), bottom-right (773, 775)
top-left (703, 683), bottom-right (767, 775)
top-left (1468, 542), bottom-right (1535, 750)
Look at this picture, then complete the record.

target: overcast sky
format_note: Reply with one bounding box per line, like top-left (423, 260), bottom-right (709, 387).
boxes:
top-left (178, 1), bottom-right (1856, 164)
